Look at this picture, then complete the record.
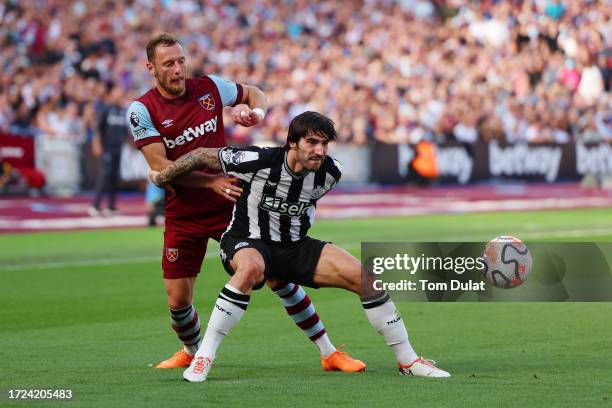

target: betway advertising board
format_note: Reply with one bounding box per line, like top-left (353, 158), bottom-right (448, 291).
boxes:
top-left (371, 141), bottom-right (612, 184)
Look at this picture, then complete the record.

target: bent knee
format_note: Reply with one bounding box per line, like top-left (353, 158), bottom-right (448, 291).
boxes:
top-left (167, 293), bottom-right (192, 310)
top-left (234, 262), bottom-right (266, 289)
top-left (165, 284), bottom-right (193, 309)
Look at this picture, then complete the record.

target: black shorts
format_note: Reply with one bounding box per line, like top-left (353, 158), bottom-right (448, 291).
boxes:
top-left (219, 235), bottom-right (328, 289)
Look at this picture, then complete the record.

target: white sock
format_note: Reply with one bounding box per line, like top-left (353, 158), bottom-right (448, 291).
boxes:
top-left (196, 284), bottom-right (250, 359)
top-left (198, 328), bottom-right (225, 360)
top-left (314, 332), bottom-right (337, 358)
top-left (361, 292), bottom-right (418, 365)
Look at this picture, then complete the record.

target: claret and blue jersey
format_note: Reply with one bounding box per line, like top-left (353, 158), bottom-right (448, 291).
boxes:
top-left (127, 75), bottom-right (243, 222)
top-left (127, 75), bottom-right (242, 157)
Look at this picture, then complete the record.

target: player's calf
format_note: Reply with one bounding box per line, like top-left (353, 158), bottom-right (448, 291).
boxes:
top-left (156, 277), bottom-right (201, 367)
top-left (273, 282), bottom-right (337, 357)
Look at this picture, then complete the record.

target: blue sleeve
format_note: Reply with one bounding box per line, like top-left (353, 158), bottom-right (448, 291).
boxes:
top-left (209, 75), bottom-right (239, 107)
top-left (127, 101), bottom-right (160, 144)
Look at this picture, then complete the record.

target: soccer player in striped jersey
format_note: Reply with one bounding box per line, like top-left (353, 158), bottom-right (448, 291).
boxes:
top-left (130, 33), bottom-right (362, 372)
top-left (150, 111), bottom-right (451, 381)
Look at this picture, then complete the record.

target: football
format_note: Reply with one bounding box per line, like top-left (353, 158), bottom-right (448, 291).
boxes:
top-left (481, 236), bottom-right (532, 288)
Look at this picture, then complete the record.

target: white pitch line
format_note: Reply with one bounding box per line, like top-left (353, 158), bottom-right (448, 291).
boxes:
top-left (2, 227), bottom-right (611, 272)
top-left (0, 255), bottom-right (162, 272)
top-left (0, 215), bottom-right (148, 230)
top-left (2, 195), bottom-right (611, 232)
top-left (1, 242), bottom-right (359, 272)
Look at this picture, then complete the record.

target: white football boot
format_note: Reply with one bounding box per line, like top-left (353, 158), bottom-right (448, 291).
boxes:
top-left (183, 356), bottom-right (214, 382)
top-left (398, 357), bottom-right (451, 378)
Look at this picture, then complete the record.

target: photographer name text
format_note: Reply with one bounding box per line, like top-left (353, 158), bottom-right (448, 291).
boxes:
top-left (373, 279), bottom-right (485, 291)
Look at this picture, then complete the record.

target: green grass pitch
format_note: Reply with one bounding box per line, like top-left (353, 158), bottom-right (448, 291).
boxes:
top-left (1, 208), bottom-right (611, 407)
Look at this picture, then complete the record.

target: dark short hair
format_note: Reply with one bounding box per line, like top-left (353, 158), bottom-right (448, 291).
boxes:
top-left (146, 33), bottom-right (180, 62)
top-left (286, 111), bottom-right (337, 150)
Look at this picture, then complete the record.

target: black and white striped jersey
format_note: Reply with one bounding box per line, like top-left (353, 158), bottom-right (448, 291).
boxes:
top-left (218, 146), bottom-right (342, 243)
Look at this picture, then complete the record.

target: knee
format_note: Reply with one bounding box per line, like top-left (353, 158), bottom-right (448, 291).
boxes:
top-left (233, 261), bottom-right (265, 291)
top-left (167, 293), bottom-right (191, 310)
top-left (165, 286), bottom-right (192, 310)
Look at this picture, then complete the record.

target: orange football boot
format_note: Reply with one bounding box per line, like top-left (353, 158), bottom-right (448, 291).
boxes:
top-left (155, 349), bottom-right (193, 369)
top-left (321, 346), bottom-right (366, 372)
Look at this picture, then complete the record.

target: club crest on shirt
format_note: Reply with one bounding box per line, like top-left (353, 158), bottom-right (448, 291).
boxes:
top-left (311, 186), bottom-right (329, 200)
top-left (166, 248), bottom-right (179, 263)
top-left (198, 93), bottom-right (215, 111)
top-left (231, 152), bottom-right (246, 165)
top-left (220, 150), bottom-right (232, 164)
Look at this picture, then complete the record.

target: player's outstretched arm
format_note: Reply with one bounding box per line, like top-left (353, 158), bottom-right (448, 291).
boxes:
top-left (151, 147), bottom-right (222, 187)
top-left (141, 143), bottom-right (241, 201)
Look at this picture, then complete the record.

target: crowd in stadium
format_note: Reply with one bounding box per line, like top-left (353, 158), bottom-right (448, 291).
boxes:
top-left (1, 0), bottom-right (611, 147)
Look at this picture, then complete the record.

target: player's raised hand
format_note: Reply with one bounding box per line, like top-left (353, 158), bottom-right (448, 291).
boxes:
top-left (231, 104), bottom-right (265, 127)
top-left (209, 175), bottom-right (243, 202)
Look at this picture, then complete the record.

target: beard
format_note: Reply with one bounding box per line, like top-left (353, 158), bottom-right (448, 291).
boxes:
top-left (300, 154), bottom-right (324, 171)
top-left (158, 75), bottom-right (185, 97)
top-left (306, 161), bottom-right (323, 170)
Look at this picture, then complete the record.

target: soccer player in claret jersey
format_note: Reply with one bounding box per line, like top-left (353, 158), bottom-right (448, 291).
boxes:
top-left (150, 111), bottom-right (451, 381)
top-left (128, 34), bottom-right (363, 372)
